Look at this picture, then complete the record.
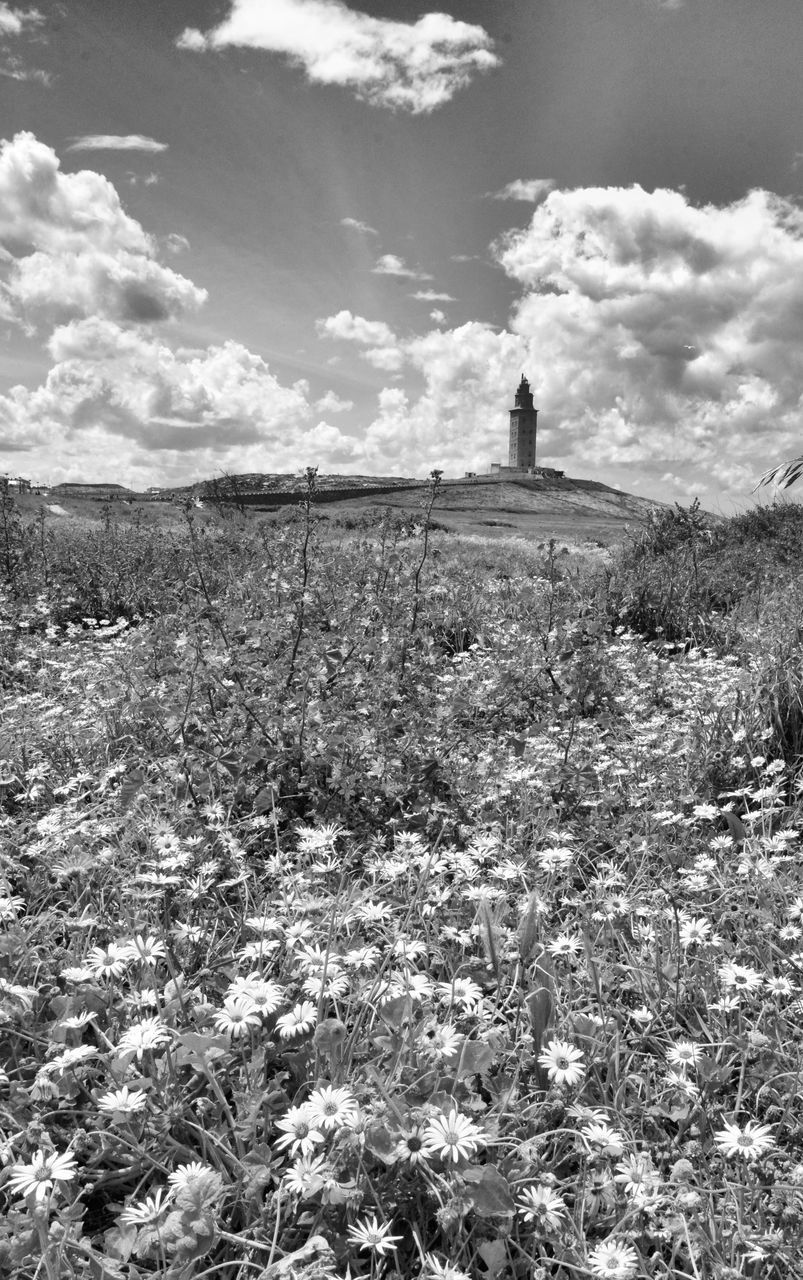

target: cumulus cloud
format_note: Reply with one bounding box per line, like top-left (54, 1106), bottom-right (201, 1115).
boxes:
top-left (0, 132), bottom-right (204, 327)
top-left (341, 216), bottom-right (378, 236)
top-left (372, 253), bottom-right (432, 281)
top-left (495, 184), bottom-right (803, 487)
top-left (0, 4), bottom-right (42, 35)
top-left (0, 317), bottom-right (317, 466)
top-left (0, 3), bottom-right (48, 83)
top-left (490, 178), bottom-right (555, 205)
top-left (177, 0), bottom-right (498, 113)
top-left (315, 390), bottom-right (354, 414)
top-left (411, 289), bottom-right (455, 302)
top-left (317, 308), bottom-right (404, 371)
top-left (0, 133), bottom-right (361, 485)
top-left (66, 135), bottom-right (169, 153)
top-left (338, 183), bottom-right (803, 500)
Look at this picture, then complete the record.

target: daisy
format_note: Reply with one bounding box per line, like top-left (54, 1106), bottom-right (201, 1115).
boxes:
top-left (87, 942), bottom-right (130, 979)
top-left (167, 1162), bottom-right (214, 1191)
top-left (714, 1120), bottom-right (776, 1160)
top-left (97, 1085), bottom-right (148, 1116)
top-left (302, 973), bottom-right (350, 1000)
top-left (274, 1104), bottom-right (326, 1157)
top-left (306, 1084), bottom-right (359, 1132)
top-left (719, 961), bottom-right (763, 993)
top-left (213, 997), bottom-right (262, 1039)
top-left (421, 1255), bottom-right (471, 1280)
top-left (125, 934), bottom-right (166, 965)
top-left (422, 1107), bottom-right (484, 1164)
top-left (7, 1150), bottom-right (78, 1201)
top-left (346, 1214), bottom-right (402, 1257)
top-left (587, 1239), bottom-right (639, 1279)
top-left (538, 1039), bottom-right (585, 1087)
top-left (283, 1152), bottom-right (329, 1197)
top-left (581, 1122), bottom-right (626, 1158)
top-left (227, 975), bottom-right (283, 1015)
top-left (614, 1154), bottom-right (661, 1203)
top-left (678, 916), bottom-right (712, 947)
top-left (516, 1184), bottom-right (567, 1230)
top-left (60, 966), bottom-right (94, 983)
top-left (424, 1022), bottom-right (461, 1057)
top-left (546, 932), bottom-right (583, 958)
top-left (666, 1040), bottom-right (702, 1070)
top-left (437, 977), bottom-right (484, 1012)
top-left (117, 1016), bottom-right (171, 1060)
top-left (119, 1187), bottom-right (172, 1226)
top-left (46, 1045), bottom-right (97, 1072)
top-left (276, 1001), bottom-right (318, 1040)
top-left (394, 1125), bottom-right (430, 1166)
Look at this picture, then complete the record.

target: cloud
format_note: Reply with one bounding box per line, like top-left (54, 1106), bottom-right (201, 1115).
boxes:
top-left (410, 289), bottom-right (455, 302)
top-left (490, 178), bottom-right (555, 205)
top-left (0, 3), bottom-right (48, 83)
top-left (0, 133), bottom-right (361, 485)
top-left (341, 216), bottom-right (378, 236)
top-left (317, 308), bottom-right (404, 371)
top-left (164, 233), bottom-right (190, 255)
top-left (315, 390), bottom-right (354, 414)
top-left (177, 0), bottom-right (498, 114)
top-left (66, 135), bottom-right (169, 154)
top-left (126, 172), bottom-right (161, 187)
top-left (430, 309), bottom-right (446, 325)
top-left (372, 253), bottom-right (432, 281)
top-left (0, 3), bottom-right (42, 36)
top-left (337, 183), bottom-right (803, 500)
top-left (0, 316), bottom-right (320, 463)
top-left (0, 132), bottom-right (204, 327)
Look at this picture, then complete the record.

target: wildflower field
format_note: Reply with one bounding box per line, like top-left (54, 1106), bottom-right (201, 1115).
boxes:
top-left (2, 479), bottom-right (803, 1280)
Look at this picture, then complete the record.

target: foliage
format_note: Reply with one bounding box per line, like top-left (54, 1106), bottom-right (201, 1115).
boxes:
top-left (0, 492), bottom-right (803, 1278)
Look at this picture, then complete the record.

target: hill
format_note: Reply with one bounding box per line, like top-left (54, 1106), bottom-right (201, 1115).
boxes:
top-left (12, 471), bottom-right (670, 547)
top-left (166, 469), bottom-right (669, 545)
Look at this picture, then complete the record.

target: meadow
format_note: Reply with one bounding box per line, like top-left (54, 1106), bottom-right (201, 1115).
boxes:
top-left (1, 474), bottom-right (803, 1280)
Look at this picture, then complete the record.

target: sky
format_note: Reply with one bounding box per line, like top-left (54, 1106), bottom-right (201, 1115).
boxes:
top-left (2, 0), bottom-right (803, 507)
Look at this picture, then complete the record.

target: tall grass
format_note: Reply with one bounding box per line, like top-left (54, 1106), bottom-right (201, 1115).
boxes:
top-left (0, 496), bottom-right (802, 1279)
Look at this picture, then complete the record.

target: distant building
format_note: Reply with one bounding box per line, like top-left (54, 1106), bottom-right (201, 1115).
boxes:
top-left (508, 374), bottom-right (538, 469)
top-left (50, 482), bottom-right (133, 500)
top-left (0, 475), bottom-right (32, 494)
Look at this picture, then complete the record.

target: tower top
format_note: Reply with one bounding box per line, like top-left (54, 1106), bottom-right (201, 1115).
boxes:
top-left (513, 373), bottom-right (534, 411)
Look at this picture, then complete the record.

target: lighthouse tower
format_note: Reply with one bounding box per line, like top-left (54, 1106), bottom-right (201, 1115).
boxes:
top-left (508, 374), bottom-right (538, 469)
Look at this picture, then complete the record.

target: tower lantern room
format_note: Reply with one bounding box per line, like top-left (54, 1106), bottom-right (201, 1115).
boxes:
top-left (508, 373), bottom-right (538, 469)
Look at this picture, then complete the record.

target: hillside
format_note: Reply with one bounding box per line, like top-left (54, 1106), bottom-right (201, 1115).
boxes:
top-left (12, 471), bottom-right (670, 547)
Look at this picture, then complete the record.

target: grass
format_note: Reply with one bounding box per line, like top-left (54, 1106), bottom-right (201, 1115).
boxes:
top-left (0, 486), bottom-right (803, 1279)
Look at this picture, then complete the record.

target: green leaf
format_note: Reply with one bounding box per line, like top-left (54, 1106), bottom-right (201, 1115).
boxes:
top-left (463, 1165), bottom-right (515, 1217)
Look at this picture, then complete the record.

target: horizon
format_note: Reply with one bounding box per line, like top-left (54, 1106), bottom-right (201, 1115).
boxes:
top-left (3, 1), bottom-right (803, 513)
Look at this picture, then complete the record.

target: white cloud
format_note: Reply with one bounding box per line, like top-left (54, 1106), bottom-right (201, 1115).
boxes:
top-left (164, 233), bottom-right (190, 255)
top-left (340, 216), bottom-right (378, 236)
top-left (0, 317), bottom-right (317, 464)
top-left (372, 253), bottom-right (432, 281)
top-left (339, 183), bottom-right (803, 500)
top-left (0, 4), bottom-right (42, 36)
top-left (315, 390), bottom-right (354, 414)
top-left (317, 308), bottom-right (404, 371)
top-left (490, 178), bottom-right (555, 205)
top-left (0, 132), bottom-right (204, 327)
top-left (411, 289), bottom-right (455, 302)
top-left (0, 133), bottom-right (363, 486)
top-left (0, 3), bottom-right (47, 84)
top-left (178, 0), bottom-right (498, 114)
top-left (66, 135), bottom-right (169, 153)
top-left (430, 309), bottom-right (446, 325)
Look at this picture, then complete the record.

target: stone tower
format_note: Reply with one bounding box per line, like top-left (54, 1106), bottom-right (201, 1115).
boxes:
top-left (508, 373), bottom-right (538, 469)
